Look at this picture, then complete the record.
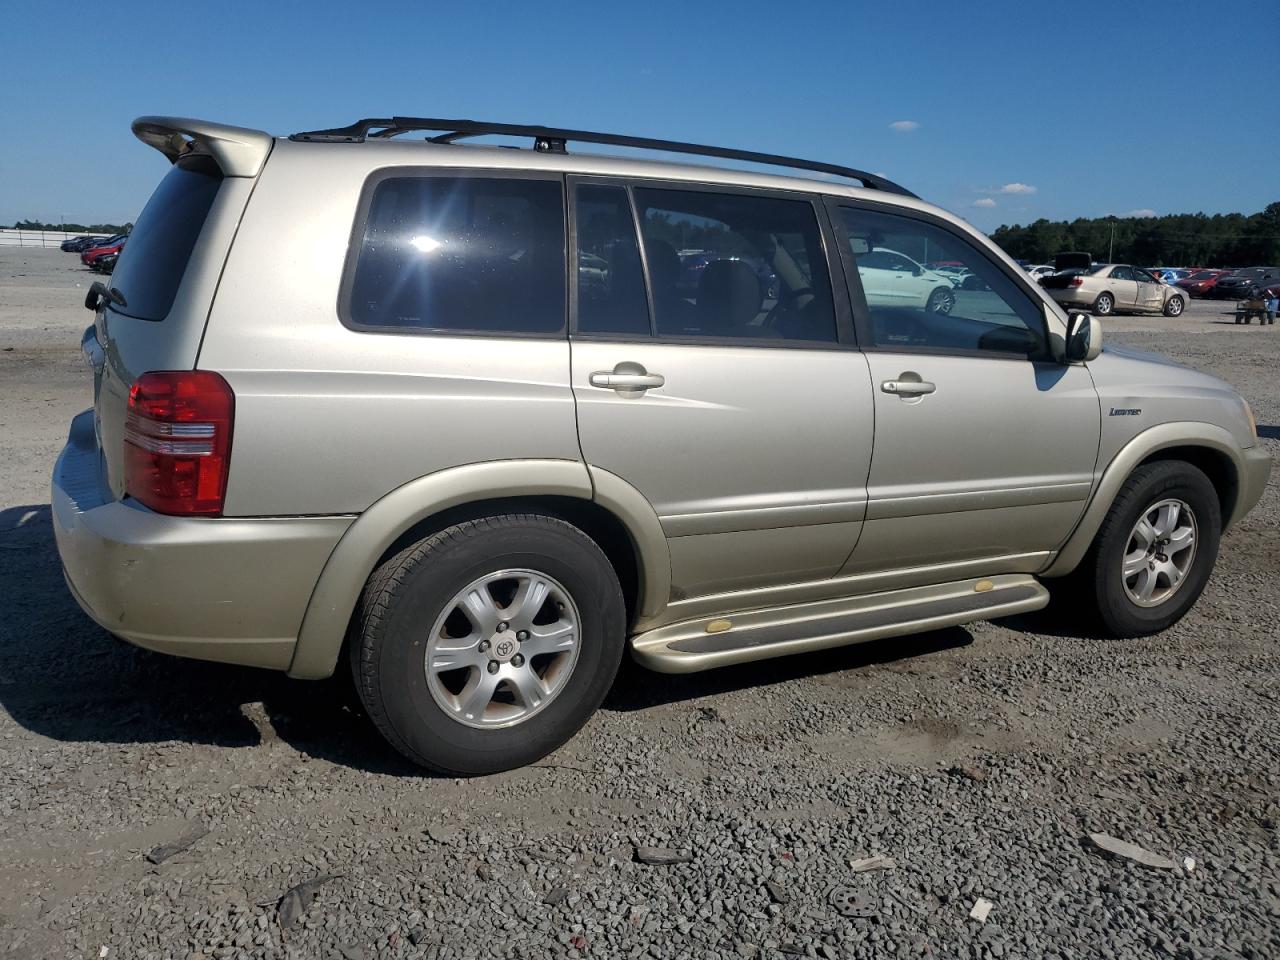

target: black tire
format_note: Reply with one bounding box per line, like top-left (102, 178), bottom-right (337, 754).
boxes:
top-left (926, 286), bottom-right (955, 314)
top-left (1092, 292), bottom-right (1115, 316)
top-left (1079, 461), bottom-right (1221, 637)
top-left (1162, 296), bottom-right (1184, 317)
top-left (349, 514), bottom-right (626, 775)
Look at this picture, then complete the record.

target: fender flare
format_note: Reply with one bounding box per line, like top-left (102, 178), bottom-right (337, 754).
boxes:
top-left (1043, 422), bottom-right (1249, 578)
top-left (287, 460), bottom-right (671, 679)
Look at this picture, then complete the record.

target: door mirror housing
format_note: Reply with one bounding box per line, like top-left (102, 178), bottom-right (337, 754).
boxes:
top-left (1064, 310), bottom-right (1103, 362)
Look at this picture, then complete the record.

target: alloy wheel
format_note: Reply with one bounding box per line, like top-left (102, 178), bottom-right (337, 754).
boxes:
top-left (1121, 498), bottom-right (1197, 608)
top-left (424, 569), bottom-right (581, 729)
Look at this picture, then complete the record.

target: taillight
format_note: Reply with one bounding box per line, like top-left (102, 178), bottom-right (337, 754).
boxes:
top-left (124, 371), bottom-right (234, 516)
top-left (1070, 276), bottom-right (1084, 287)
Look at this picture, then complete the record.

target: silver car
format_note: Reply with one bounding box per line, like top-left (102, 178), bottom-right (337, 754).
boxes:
top-left (1042, 262), bottom-right (1189, 317)
top-left (53, 116), bottom-right (1271, 774)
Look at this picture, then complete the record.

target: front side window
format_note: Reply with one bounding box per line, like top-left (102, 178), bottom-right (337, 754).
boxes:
top-left (633, 188), bottom-right (837, 343)
top-left (837, 206), bottom-right (1048, 358)
top-left (347, 176), bottom-right (565, 334)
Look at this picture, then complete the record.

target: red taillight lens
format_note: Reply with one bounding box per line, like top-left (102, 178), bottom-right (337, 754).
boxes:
top-left (1070, 276), bottom-right (1084, 287)
top-left (124, 371), bottom-right (234, 516)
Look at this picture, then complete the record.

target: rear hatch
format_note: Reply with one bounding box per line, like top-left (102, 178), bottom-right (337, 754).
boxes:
top-left (85, 118), bottom-right (272, 503)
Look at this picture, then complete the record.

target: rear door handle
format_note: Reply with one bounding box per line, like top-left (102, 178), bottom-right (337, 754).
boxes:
top-left (881, 378), bottom-right (936, 396)
top-left (589, 371), bottom-right (665, 390)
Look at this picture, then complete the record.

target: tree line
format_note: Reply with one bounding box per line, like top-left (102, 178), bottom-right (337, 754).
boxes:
top-left (991, 203), bottom-right (1280, 268)
top-left (10, 219), bottom-right (132, 233)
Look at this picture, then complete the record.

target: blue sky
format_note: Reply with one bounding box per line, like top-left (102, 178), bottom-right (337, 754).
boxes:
top-left (2, 0), bottom-right (1276, 232)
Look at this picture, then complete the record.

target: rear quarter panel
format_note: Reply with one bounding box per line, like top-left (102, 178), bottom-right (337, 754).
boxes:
top-left (197, 141), bottom-right (581, 516)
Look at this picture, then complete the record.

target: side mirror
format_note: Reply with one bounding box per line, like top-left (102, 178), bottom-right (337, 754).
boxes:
top-left (1064, 310), bottom-right (1102, 362)
top-left (911, 265), bottom-right (922, 277)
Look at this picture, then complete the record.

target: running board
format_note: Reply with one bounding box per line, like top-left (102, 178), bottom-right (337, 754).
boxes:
top-left (630, 574), bottom-right (1048, 674)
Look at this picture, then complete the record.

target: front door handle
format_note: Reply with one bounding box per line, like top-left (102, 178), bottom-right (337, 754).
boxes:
top-left (881, 377), bottom-right (936, 397)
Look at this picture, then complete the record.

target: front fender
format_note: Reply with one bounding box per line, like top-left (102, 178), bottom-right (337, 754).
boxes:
top-left (286, 459), bottom-right (672, 679)
top-left (1042, 422), bottom-right (1258, 578)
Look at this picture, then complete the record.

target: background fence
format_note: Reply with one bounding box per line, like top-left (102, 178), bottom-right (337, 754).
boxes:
top-left (0, 228), bottom-right (93, 248)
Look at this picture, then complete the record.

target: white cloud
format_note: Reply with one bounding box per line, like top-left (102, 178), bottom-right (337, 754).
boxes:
top-left (973, 198), bottom-right (997, 208)
top-left (1121, 208), bottom-right (1157, 218)
top-left (998, 182), bottom-right (1037, 195)
top-left (889, 120), bottom-right (920, 133)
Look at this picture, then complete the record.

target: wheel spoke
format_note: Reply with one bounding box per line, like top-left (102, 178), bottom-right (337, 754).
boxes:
top-left (429, 647), bottom-right (480, 672)
top-left (1132, 566), bottom-right (1157, 602)
top-left (521, 621), bottom-right (576, 658)
top-left (1166, 525), bottom-right (1195, 556)
top-left (1131, 517), bottom-right (1157, 551)
top-left (506, 575), bottom-right (551, 628)
top-left (1154, 502), bottom-right (1180, 538)
top-left (456, 671), bottom-right (500, 720)
top-left (461, 586), bottom-right (501, 635)
top-left (1122, 551), bottom-right (1149, 578)
top-left (507, 667), bottom-right (548, 709)
top-left (1158, 559), bottom-right (1184, 589)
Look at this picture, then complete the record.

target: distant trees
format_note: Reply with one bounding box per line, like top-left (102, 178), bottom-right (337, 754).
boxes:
top-left (10, 219), bottom-right (132, 233)
top-left (992, 203), bottom-right (1280, 267)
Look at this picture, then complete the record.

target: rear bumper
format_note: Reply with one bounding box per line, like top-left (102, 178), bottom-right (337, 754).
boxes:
top-left (52, 410), bottom-right (353, 671)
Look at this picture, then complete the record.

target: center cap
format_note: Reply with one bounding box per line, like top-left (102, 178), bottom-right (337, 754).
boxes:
top-left (491, 629), bottom-right (518, 662)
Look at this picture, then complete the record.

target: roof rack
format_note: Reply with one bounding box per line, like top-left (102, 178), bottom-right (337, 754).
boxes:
top-left (288, 117), bottom-right (916, 197)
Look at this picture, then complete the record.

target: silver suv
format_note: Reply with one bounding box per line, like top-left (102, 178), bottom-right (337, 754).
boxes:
top-left (54, 116), bottom-right (1271, 774)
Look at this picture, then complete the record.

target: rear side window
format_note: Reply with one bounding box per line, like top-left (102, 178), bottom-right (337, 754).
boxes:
top-left (347, 176), bottom-right (566, 335)
top-left (633, 188), bottom-right (837, 343)
top-left (574, 184), bottom-right (651, 336)
top-left (108, 156), bottom-right (222, 321)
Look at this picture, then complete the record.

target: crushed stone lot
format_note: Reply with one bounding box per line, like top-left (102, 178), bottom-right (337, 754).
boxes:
top-left (1, 247), bottom-right (1277, 959)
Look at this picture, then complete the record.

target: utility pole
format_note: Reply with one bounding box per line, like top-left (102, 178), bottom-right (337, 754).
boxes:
top-left (1108, 222), bottom-right (1115, 263)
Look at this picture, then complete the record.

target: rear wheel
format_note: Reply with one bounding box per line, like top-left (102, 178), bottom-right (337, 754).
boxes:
top-left (1092, 292), bottom-right (1115, 316)
top-left (349, 514), bottom-right (626, 774)
top-left (1163, 295), bottom-right (1185, 317)
top-left (1079, 461), bottom-right (1221, 637)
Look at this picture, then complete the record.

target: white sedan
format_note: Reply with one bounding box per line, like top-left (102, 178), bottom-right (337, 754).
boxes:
top-left (856, 248), bottom-right (957, 313)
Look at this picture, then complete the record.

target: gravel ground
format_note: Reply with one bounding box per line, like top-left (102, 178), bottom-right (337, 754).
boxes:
top-left (1, 248), bottom-right (1277, 960)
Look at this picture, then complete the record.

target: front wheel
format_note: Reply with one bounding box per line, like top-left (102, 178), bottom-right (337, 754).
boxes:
top-left (926, 286), bottom-right (955, 314)
top-left (1163, 296), bottom-right (1185, 317)
top-left (1079, 461), bottom-right (1221, 637)
top-left (1092, 292), bottom-right (1115, 316)
top-left (349, 514), bottom-right (626, 774)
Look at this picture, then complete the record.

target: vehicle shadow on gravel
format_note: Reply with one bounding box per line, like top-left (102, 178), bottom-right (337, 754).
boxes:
top-left (0, 503), bottom-right (421, 776)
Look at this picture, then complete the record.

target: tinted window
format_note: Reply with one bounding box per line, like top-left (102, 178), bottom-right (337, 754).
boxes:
top-left (633, 188), bottom-right (837, 342)
top-left (107, 156), bottom-right (222, 321)
top-left (838, 207), bottom-right (1047, 358)
top-left (574, 185), bottom-right (651, 336)
top-left (1111, 266), bottom-right (1134, 281)
top-left (348, 176), bottom-right (565, 334)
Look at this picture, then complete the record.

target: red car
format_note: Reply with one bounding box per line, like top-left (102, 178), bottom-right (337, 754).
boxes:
top-left (1175, 268), bottom-right (1229, 298)
top-left (80, 235), bottom-right (126, 267)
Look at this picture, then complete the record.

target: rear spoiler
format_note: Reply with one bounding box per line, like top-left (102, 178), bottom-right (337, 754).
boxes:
top-left (131, 116), bottom-right (273, 178)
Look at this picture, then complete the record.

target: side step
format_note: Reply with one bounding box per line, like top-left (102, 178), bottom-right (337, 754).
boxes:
top-left (630, 574), bottom-right (1048, 674)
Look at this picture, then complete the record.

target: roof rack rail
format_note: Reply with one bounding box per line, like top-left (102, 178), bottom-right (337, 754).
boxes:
top-left (288, 117), bottom-right (916, 197)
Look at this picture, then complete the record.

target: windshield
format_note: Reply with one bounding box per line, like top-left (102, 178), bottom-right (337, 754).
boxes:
top-left (108, 156), bottom-right (222, 321)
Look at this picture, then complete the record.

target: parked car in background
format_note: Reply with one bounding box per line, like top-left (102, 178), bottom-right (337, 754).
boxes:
top-left (1212, 267), bottom-right (1280, 300)
top-left (1176, 269), bottom-right (1230, 298)
top-left (856, 248), bottom-right (957, 312)
top-left (80, 236), bottom-right (126, 268)
top-left (1152, 268), bottom-right (1189, 284)
top-left (1026, 264), bottom-right (1056, 281)
top-left (92, 252), bottom-right (119, 275)
top-left (1040, 263), bottom-right (1187, 316)
top-left (61, 235), bottom-right (111, 252)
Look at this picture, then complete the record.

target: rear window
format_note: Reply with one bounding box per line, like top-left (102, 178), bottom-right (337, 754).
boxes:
top-left (346, 175), bottom-right (566, 335)
top-left (108, 156), bottom-right (222, 321)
